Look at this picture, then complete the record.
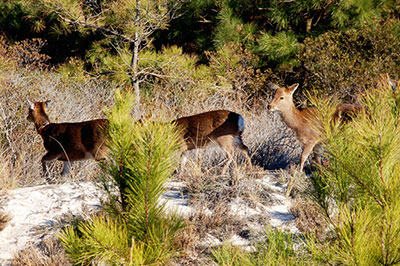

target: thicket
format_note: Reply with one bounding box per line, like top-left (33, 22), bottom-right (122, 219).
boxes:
top-left (1, 0), bottom-right (399, 101)
top-left (0, 1), bottom-right (99, 64)
top-left (301, 19), bottom-right (400, 101)
top-left (305, 77), bottom-right (400, 265)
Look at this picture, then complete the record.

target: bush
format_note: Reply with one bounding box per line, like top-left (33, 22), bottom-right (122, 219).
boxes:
top-left (306, 77), bottom-right (400, 265)
top-left (300, 19), bottom-right (400, 101)
top-left (211, 227), bottom-right (311, 266)
top-left (59, 90), bottom-right (185, 265)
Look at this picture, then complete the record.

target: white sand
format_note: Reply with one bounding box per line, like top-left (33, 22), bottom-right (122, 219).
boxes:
top-left (0, 173), bottom-right (296, 264)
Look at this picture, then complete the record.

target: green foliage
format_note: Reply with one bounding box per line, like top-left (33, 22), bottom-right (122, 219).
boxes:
top-left (86, 40), bottom-right (133, 83)
top-left (156, 0), bottom-right (400, 75)
top-left (56, 57), bottom-right (88, 81)
top-left (138, 45), bottom-right (217, 103)
top-left (330, 0), bottom-right (395, 29)
top-left (211, 227), bottom-right (312, 266)
top-left (214, 5), bottom-right (257, 48)
top-left (60, 216), bottom-right (130, 265)
top-left (60, 90), bottom-right (185, 265)
top-left (152, 0), bottom-right (218, 60)
top-left (2, 0), bottom-right (399, 83)
top-left (206, 44), bottom-right (270, 95)
top-left (307, 79), bottom-right (400, 265)
top-left (256, 31), bottom-right (299, 70)
top-left (300, 19), bottom-right (400, 100)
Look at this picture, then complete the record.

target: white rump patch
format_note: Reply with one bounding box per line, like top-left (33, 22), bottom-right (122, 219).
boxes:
top-left (28, 100), bottom-right (35, 110)
top-left (238, 115), bottom-right (245, 132)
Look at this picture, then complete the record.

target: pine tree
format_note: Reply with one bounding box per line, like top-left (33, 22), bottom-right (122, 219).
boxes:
top-left (307, 78), bottom-right (400, 265)
top-left (37, 0), bottom-right (180, 115)
top-left (60, 90), bottom-right (184, 265)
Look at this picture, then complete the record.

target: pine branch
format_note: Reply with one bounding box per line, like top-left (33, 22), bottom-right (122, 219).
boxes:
top-left (349, 171), bottom-right (383, 207)
top-left (59, 15), bottom-right (136, 43)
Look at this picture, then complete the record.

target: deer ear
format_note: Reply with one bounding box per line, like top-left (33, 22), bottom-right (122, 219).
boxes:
top-left (390, 79), bottom-right (398, 91)
top-left (288, 83), bottom-right (299, 95)
top-left (28, 99), bottom-right (35, 110)
top-left (269, 83), bottom-right (278, 91)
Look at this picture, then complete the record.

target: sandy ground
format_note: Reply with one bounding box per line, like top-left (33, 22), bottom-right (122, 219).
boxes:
top-left (0, 173), bottom-right (296, 265)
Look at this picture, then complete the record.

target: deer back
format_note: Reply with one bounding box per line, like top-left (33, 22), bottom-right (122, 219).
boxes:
top-left (174, 110), bottom-right (244, 149)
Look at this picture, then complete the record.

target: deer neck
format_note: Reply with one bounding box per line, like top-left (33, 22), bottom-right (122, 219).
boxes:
top-left (279, 104), bottom-right (304, 131)
top-left (34, 113), bottom-right (50, 134)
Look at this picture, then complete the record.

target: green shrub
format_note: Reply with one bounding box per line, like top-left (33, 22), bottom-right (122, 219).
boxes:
top-left (60, 90), bottom-right (185, 265)
top-left (307, 78), bottom-right (400, 265)
top-left (300, 19), bottom-right (400, 101)
top-left (211, 227), bottom-right (311, 266)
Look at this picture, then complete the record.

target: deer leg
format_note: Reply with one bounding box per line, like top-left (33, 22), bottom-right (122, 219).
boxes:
top-left (177, 141), bottom-right (192, 173)
top-left (61, 161), bottom-right (72, 176)
top-left (41, 152), bottom-right (60, 182)
top-left (41, 159), bottom-right (48, 179)
top-left (216, 135), bottom-right (235, 174)
top-left (287, 142), bottom-right (317, 197)
top-left (234, 135), bottom-right (252, 168)
top-left (312, 144), bottom-right (323, 166)
top-left (221, 149), bottom-right (234, 174)
top-left (180, 153), bottom-right (188, 172)
top-left (299, 142), bottom-right (316, 173)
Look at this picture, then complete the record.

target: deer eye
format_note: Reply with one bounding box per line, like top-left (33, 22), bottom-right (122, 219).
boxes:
top-left (280, 97), bottom-right (284, 100)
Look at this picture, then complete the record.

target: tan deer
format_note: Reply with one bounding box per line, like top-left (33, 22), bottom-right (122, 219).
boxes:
top-left (268, 83), bottom-right (362, 173)
top-left (27, 100), bottom-right (108, 180)
top-left (173, 110), bottom-right (252, 172)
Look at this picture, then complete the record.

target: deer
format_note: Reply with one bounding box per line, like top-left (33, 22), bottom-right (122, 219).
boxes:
top-left (268, 83), bottom-right (363, 174)
top-left (172, 110), bottom-right (252, 173)
top-left (332, 103), bottom-right (364, 124)
top-left (28, 101), bottom-right (251, 178)
top-left (27, 100), bottom-right (108, 180)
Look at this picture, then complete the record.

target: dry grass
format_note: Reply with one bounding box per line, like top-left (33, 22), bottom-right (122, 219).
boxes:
top-left (0, 68), bottom-right (114, 188)
top-left (245, 110), bottom-right (302, 170)
top-left (173, 151), bottom-right (279, 263)
top-left (290, 197), bottom-right (329, 241)
top-left (10, 237), bottom-right (71, 266)
top-left (0, 211), bottom-right (11, 232)
top-left (0, 61), bottom-right (301, 188)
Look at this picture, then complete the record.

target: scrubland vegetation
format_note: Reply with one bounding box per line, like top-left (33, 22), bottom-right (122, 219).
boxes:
top-left (1, 0), bottom-right (400, 265)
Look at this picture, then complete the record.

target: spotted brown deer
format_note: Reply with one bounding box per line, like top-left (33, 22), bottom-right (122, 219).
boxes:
top-left (268, 83), bottom-right (362, 173)
top-left (173, 110), bottom-right (252, 172)
top-left (27, 100), bottom-right (108, 180)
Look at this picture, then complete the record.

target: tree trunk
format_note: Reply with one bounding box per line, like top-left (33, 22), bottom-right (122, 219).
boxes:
top-left (130, 0), bottom-right (141, 117)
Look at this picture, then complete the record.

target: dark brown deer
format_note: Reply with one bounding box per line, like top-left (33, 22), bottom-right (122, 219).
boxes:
top-left (268, 83), bottom-right (362, 173)
top-left (27, 100), bottom-right (108, 180)
top-left (333, 103), bottom-right (364, 124)
top-left (173, 110), bottom-right (252, 172)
